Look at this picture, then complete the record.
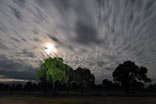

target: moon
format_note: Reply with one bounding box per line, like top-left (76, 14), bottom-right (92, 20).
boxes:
top-left (44, 43), bottom-right (57, 55)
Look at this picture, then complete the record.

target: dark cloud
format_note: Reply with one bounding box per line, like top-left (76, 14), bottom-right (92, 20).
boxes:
top-left (22, 49), bottom-right (35, 58)
top-left (13, 0), bottom-right (26, 7)
top-left (67, 45), bottom-right (74, 51)
top-left (145, 0), bottom-right (155, 10)
top-left (0, 26), bottom-right (8, 33)
top-left (35, 7), bottom-right (47, 22)
top-left (0, 43), bottom-right (8, 50)
top-left (32, 30), bottom-right (39, 35)
top-left (105, 67), bottom-right (113, 71)
top-left (52, 0), bottom-right (71, 10)
top-left (75, 20), bottom-right (100, 45)
top-left (0, 55), bottom-right (23, 71)
top-left (97, 61), bottom-right (105, 67)
top-left (9, 6), bottom-right (23, 21)
top-left (0, 55), bottom-right (37, 80)
top-left (33, 37), bottom-right (41, 42)
top-left (0, 70), bottom-right (36, 80)
top-left (47, 34), bottom-right (60, 43)
top-left (11, 37), bottom-right (21, 42)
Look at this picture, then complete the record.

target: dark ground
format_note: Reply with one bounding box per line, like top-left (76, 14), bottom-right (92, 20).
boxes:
top-left (0, 96), bottom-right (156, 104)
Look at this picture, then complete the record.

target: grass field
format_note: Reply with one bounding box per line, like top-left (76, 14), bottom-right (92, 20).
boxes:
top-left (0, 96), bottom-right (156, 104)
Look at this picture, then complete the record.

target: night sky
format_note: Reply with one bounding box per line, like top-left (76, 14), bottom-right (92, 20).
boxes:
top-left (0, 0), bottom-right (156, 84)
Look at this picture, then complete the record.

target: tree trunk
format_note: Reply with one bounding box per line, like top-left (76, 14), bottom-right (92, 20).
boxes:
top-left (80, 80), bottom-right (84, 96)
top-left (66, 83), bottom-right (70, 95)
top-left (52, 83), bottom-right (55, 96)
top-left (81, 86), bottom-right (84, 95)
top-left (124, 85), bottom-right (129, 95)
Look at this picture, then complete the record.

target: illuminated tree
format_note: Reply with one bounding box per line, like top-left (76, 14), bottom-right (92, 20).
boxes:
top-left (37, 57), bottom-right (70, 95)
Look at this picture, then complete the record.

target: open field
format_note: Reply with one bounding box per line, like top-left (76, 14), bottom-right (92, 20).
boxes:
top-left (0, 96), bottom-right (156, 104)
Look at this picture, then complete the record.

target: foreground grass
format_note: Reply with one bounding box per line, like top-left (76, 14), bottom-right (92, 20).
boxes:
top-left (0, 96), bottom-right (156, 104)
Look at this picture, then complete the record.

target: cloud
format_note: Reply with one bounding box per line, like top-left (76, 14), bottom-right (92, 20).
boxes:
top-left (0, 70), bottom-right (37, 80)
top-left (9, 6), bottom-right (23, 21)
top-left (13, 0), bottom-right (26, 7)
top-left (74, 20), bottom-right (100, 45)
top-left (0, 0), bottom-right (156, 84)
top-left (0, 54), bottom-right (37, 81)
top-left (21, 49), bottom-right (36, 58)
top-left (97, 61), bottom-right (106, 67)
top-left (47, 34), bottom-right (60, 43)
top-left (0, 42), bottom-right (8, 50)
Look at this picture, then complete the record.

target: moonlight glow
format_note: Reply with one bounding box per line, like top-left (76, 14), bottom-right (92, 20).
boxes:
top-left (44, 43), bottom-right (56, 55)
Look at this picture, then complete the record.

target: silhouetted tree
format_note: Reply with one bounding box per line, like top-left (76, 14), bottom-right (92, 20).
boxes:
top-left (102, 79), bottom-right (113, 89)
top-left (112, 60), bottom-right (151, 94)
top-left (24, 82), bottom-right (33, 93)
top-left (9, 84), bottom-right (15, 94)
top-left (74, 67), bottom-right (95, 94)
top-left (15, 84), bottom-right (23, 91)
top-left (147, 84), bottom-right (156, 92)
top-left (131, 80), bottom-right (144, 91)
top-left (66, 67), bottom-right (74, 94)
top-left (0, 83), bottom-right (10, 91)
top-left (37, 57), bottom-right (70, 95)
top-left (102, 79), bottom-right (121, 90)
top-left (112, 83), bottom-right (121, 90)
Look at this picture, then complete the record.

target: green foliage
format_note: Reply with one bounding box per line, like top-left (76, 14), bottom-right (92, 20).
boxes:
top-left (37, 63), bottom-right (47, 81)
top-left (37, 57), bottom-right (70, 85)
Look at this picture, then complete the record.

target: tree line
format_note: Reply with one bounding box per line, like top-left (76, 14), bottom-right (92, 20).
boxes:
top-left (0, 57), bottom-right (156, 95)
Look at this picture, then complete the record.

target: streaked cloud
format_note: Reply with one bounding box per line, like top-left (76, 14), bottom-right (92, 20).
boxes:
top-left (0, 0), bottom-right (156, 83)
